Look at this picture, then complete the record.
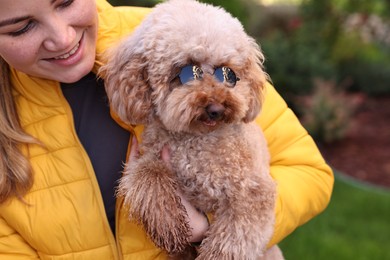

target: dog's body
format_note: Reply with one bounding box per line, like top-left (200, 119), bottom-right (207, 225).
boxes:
top-left (124, 120), bottom-right (277, 259)
top-left (100, 0), bottom-right (283, 259)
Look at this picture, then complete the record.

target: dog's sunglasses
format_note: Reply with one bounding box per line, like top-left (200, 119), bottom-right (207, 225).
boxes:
top-left (178, 65), bottom-right (240, 87)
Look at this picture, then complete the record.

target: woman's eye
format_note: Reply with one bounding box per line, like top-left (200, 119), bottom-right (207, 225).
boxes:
top-left (8, 21), bottom-right (35, 37)
top-left (58, 0), bottom-right (74, 9)
top-left (178, 65), bottom-right (204, 85)
top-left (214, 67), bottom-right (240, 88)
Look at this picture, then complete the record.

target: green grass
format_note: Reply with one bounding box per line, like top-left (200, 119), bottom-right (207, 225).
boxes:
top-left (279, 171), bottom-right (390, 260)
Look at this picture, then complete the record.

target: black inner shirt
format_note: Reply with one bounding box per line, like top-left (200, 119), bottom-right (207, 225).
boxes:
top-left (61, 72), bottom-right (130, 236)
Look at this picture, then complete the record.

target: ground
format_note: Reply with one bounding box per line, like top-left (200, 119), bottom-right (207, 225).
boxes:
top-left (319, 95), bottom-right (390, 189)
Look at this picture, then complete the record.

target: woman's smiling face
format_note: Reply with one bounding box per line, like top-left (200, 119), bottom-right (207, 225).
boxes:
top-left (0, 0), bottom-right (98, 83)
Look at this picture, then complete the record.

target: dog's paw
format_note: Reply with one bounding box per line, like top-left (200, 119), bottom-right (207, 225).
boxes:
top-left (143, 194), bottom-right (192, 254)
top-left (120, 159), bottom-right (192, 253)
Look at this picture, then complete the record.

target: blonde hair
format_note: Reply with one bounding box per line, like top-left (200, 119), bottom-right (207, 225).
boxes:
top-left (0, 57), bottom-right (37, 203)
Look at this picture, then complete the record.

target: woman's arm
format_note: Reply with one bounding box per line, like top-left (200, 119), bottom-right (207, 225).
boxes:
top-left (0, 217), bottom-right (39, 259)
top-left (257, 83), bottom-right (334, 246)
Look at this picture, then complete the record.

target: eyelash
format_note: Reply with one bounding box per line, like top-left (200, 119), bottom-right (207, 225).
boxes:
top-left (7, 0), bottom-right (75, 37)
top-left (8, 21), bottom-right (36, 37)
top-left (58, 0), bottom-right (74, 9)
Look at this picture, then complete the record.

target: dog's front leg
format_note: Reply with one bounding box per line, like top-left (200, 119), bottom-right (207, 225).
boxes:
top-left (118, 154), bottom-right (192, 254)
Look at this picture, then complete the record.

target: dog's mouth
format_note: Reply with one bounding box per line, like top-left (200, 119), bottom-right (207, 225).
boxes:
top-left (201, 118), bottom-right (217, 127)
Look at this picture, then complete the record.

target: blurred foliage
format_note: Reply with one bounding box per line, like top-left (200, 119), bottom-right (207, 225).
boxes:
top-left (257, 0), bottom-right (390, 101)
top-left (332, 32), bottom-right (390, 95)
top-left (298, 80), bottom-right (355, 143)
top-left (261, 31), bottom-right (335, 106)
top-left (197, 0), bottom-right (252, 27)
top-left (252, 0), bottom-right (390, 141)
top-left (333, 0), bottom-right (390, 17)
top-left (108, 0), bottom-right (254, 28)
top-left (307, 0), bottom-right (390, 96)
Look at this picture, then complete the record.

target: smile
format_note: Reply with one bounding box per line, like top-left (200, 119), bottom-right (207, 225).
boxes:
top-left (53, 43), bottom-right (80, 60)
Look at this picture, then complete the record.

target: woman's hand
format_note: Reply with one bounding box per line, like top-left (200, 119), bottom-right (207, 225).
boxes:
top-left (129, 136), bottom-right (140, 163)
top-left (161, 144), bottom-right (209, 244)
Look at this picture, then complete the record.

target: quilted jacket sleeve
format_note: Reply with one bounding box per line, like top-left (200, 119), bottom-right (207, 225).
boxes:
top-left (95, 0), bottom-right (151, 60)
top-left (0, 218), bottom-right (39, 259)
top-left (257, 83), bottom-right (334, 246)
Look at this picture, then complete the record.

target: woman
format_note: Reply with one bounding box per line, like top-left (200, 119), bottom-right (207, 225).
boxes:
top-left (0, 0), bottom-right (334, 259)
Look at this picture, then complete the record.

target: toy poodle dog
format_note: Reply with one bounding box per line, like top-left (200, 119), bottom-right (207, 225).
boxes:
top-left (100, 0), bottom-right (283, 259)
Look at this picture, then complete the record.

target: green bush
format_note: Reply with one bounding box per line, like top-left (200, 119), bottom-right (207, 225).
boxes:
top-left (198, 0), bottom-right (251, 28)
top-left (298, 0), bottom-right (390, 96)
top-left (332, 34), bottom-right (390, 95)
top-left (108, 0), bottom-right (255, 29)
top-left (299, 80), bottom-right (355, 143)
top-left (261, 31), bottom-right (336, 104)
top-left (256, 0), bottom-right (390, 100)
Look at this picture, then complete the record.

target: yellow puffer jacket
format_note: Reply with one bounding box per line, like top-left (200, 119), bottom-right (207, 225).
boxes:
top-left (0, 0), bottom-right (333, 259)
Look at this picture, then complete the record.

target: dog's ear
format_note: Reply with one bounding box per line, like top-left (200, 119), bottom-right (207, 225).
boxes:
top-left (242, 40), bottom-right (268, 123)
top-left (243, 74), bottom-right (263, 123)
top-left (99, 43), bottom-right (152, 125)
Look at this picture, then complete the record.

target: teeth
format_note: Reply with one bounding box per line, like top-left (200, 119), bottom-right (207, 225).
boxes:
top-left (54, 43), bottom-right (80, 60)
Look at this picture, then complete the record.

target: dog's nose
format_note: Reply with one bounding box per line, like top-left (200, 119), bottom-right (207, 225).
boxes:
top-left (206, 103), bottom-right (225, 121)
